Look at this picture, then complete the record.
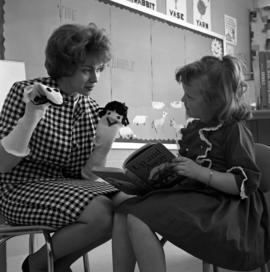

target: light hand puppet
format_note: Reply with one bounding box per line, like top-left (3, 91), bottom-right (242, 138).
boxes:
top-left (1, 83), bottom-right (62, 157)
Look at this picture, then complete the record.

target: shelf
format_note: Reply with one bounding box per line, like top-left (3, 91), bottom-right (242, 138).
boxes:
top-left (109, 0), bottom-right (225, 41)
top-left (251, 110), bottom-right (270, 120)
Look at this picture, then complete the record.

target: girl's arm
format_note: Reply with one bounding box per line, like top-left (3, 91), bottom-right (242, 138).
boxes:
top-left (170, 157), bottom-right (239, 195)
top-left (190, 162), bottom-right (239, 195)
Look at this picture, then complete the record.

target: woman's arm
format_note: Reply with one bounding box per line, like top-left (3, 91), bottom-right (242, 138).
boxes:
top-left (0, 143), bottom-right (24, 172)
top-left (0, 85), bottom-right (49, 173)
top-left (81, 121), bottom-right (121, 179)
top-left (0, 104), bottom-right (46, 172)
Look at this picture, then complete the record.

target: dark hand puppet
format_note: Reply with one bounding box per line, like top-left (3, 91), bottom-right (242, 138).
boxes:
top-left (81, 101), bottom-right (129, 179)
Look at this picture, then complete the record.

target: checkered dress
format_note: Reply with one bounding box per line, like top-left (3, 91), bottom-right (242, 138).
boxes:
top-left (0, 77), bottom-right (118, 228)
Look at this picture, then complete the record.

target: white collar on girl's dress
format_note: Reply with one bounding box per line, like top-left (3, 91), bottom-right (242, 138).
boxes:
top-left (196, 121), bottom-right (248, 199)
top-left (196, 122), bottom-right (223, 168)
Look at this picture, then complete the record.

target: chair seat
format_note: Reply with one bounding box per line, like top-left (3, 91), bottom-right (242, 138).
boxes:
top-left (0, 224), bottom-right (56, 233)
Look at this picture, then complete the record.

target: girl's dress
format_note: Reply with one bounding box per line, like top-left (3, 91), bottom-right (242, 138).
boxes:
top-left (0, 77), bottom-right (118, 228)
top-left (117, 119), bottom-right (270, 270)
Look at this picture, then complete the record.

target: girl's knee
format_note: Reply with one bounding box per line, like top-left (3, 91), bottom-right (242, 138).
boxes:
top-left (126, 214), bottom-right (152, 235)
top-left (111, 192), bottom-right (134, 207)
top-left (126, 214), bottom-right (143, 232)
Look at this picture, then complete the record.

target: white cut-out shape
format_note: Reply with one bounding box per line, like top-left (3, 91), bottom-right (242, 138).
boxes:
top-left (152, 101), bottom-right (165, 109)
top-left (250, 102), bottom-right (256, 110)
top-left (211, 39), bottom-right (223, 58)
top-left (133, 115), bottom-right (148, 126)
top-left (186, 117), bottom-right (199, 124)
top-left (152, 111), bottom-right (168, 133)
top-left (170, 100), bottom-right (183, 108)
top-left (170, 118), bottom-right (184, 139)
top-left (119, 126), bottom-right (137, 139)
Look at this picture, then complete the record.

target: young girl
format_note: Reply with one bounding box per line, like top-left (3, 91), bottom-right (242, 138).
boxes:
top-left (112, 55), bottom-right (270, 272)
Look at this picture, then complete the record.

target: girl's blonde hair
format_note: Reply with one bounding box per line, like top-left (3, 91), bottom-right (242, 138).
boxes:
top-left (175, 55), bottom-right (251, 122)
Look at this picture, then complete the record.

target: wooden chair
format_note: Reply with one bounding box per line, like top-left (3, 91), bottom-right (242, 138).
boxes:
top-left (161, 143), bottom-right (270, 272)
top-left (0, 215), bottom-right (90, 272)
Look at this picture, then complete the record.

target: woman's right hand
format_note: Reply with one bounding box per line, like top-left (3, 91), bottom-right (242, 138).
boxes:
top-left (0, 84), bottom-right (52, 172)
top-left (23, 84), bottom-right (51, 119)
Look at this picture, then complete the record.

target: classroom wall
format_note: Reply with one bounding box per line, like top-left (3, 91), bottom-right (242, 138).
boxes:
top-left (3, 0), bottom-right (255, 143)
top-left (3, 0), bottom-right (255, 75)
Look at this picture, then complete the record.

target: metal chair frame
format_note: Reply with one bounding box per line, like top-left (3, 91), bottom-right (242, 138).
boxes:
top-left (0, 222), bottom-right (90, 272)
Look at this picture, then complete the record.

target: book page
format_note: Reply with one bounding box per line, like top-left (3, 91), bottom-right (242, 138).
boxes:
top-left (92, 143), bottom-right (179, 194)
top-left (91, 166), bottom-right (151, 195)
top-left (123, 143), bottom-right (154, 165)
top-left (124, 142), bottom-right (176, 181)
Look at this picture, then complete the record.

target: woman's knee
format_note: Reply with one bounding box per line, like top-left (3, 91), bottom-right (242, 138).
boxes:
top-left (79, 195), bottom-right (114, 228)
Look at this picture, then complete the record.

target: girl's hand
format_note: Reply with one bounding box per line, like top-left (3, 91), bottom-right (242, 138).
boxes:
top-left (170, 156), bottom-right (202, 180)
top-left (148, 162), bottom-right (169, 180)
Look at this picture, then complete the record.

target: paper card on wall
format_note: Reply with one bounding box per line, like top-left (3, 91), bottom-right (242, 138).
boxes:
top-left (133, 115), bottom-right (148, 126)
top-left (226, 43), bottom-right (235, 55)
top-left (0, 60), bottom-right (26, 110)
top-left (131, 0), bottom-right (157, 11)
top-left (166, 0), bottom-right (187, 21)
top-left (211, 39), bottom-right (223, 58)
top-left (58, 0), bottom-right (78, 23)
top-left (193, 0), bottom-right (211, 30)
top-left (152, 101), bottom-right (165, 109)
top-left (225, 14), bottom-right (237, 46)
top-left (170, 100), bottom-right (183, 108)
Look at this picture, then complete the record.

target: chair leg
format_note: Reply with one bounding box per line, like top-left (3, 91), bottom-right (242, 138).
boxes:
top-left (29, 233), bottom-right (35, 254)
top-left (202, 261), bottom-right (211, 272)
top-left (261, 263), bottom-right (269, 272)
top-left (213, 265), bottom-right (219, 272)
top-left (42, 231), bottom-right (54, 272)
top-left (83, 253), bottom-right (90, 272)
top-left (30, 233), bottom-right (91, 272)
top-left (0, 238), bottom-right (7, 272)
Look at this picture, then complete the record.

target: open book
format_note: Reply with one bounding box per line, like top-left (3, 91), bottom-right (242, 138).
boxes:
top-left (92, 142), bottom-right (178, 195)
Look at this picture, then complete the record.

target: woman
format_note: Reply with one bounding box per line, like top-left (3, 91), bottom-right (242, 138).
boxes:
top-left (0, 23), bottom-right (127, 272)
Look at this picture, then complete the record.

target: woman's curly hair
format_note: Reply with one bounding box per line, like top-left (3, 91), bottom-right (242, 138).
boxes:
top-left (45, 23), bottom-right (111, 79)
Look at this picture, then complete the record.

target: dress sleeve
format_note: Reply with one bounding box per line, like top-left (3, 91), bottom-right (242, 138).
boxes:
top-left (0, 81), bottom-right (26, 140)
top-left (224, 121), bottom-right (260, 199)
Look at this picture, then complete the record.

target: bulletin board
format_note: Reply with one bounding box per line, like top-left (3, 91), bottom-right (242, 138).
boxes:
top-left (0, 60), bottom-right (26, 110)
top-left (101, 1), bottom-right (224, 143)
top-left (3, 0), bottom-right (224, 143)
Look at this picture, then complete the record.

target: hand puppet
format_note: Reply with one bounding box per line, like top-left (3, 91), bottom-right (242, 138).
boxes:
top-left (1, 83), bottom-right (62, 157)
top-left (81, 101), bottom-right (129, 180)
